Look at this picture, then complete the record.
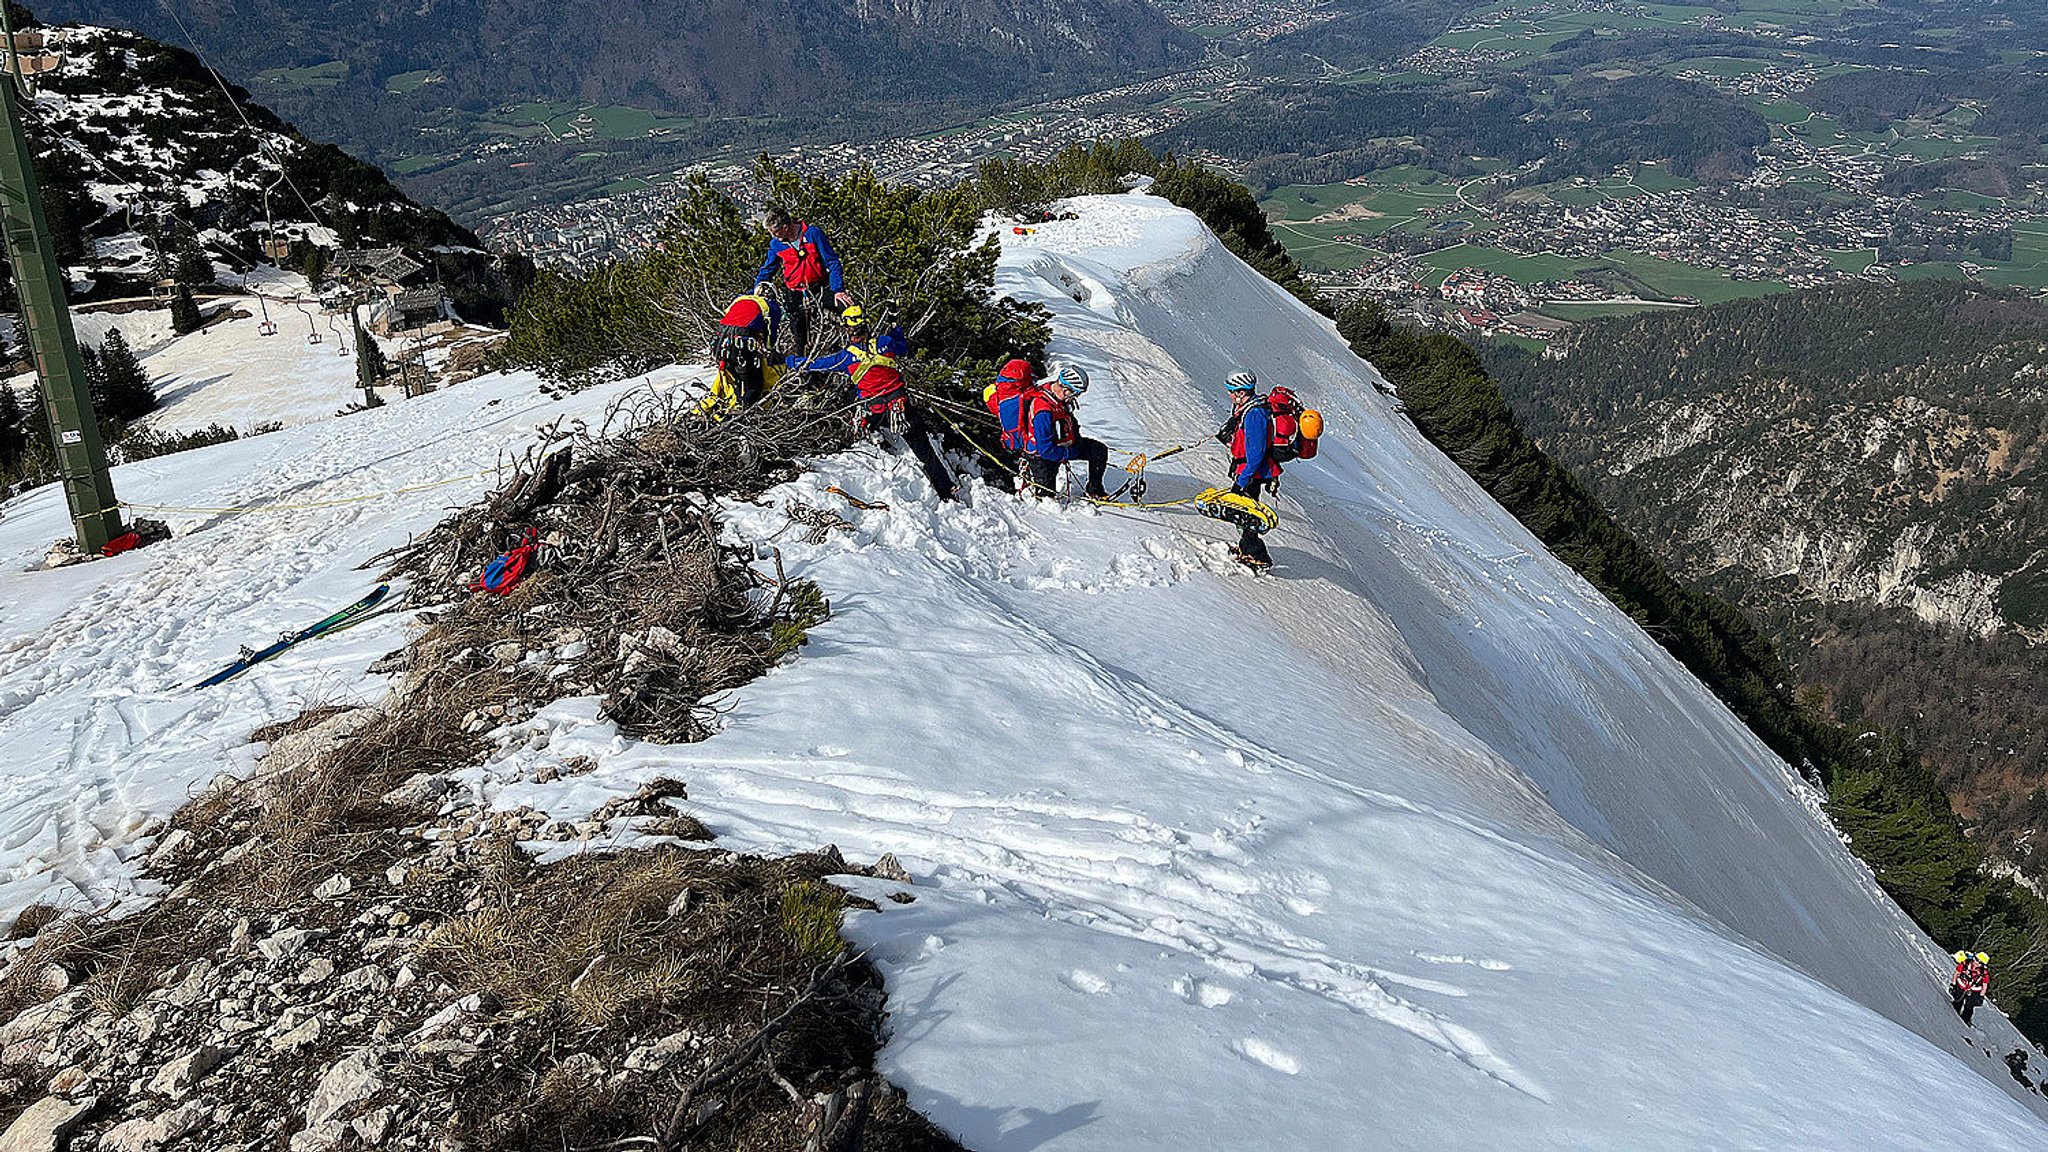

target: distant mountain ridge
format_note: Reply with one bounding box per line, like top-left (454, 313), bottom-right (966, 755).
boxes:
top-left (17, 13), bottom-right (530, 321)
top-left (35, 0), bottom-right (1199, 214)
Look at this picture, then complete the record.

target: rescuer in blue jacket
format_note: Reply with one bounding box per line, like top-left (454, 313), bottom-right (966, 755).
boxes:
top-left (1022, 362), bottom-right (1110, 498)
top-left (1215, 369), bottom-right (1282, 566)
top-left (786, 304), bottom-right (955, 501)
top-left (755, 208), bottom-right (850, 357)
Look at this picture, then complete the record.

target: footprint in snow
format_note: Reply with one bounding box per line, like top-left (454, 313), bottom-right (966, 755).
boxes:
top-left (1414, 952), bottom-right (1513, 971)
top-left (1063, 969), bottom-right (1113, 996)
top-left (1172, 976), bottom-right (1234, 1008)
top-left (1232, 1037), bottom-right (1301, 1076)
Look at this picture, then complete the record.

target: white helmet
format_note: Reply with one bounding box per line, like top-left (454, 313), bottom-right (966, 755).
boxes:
top-left (1047, 361), bottom-right (1089, 394)
top-left (1225, 370), bottom-right (1258, 392)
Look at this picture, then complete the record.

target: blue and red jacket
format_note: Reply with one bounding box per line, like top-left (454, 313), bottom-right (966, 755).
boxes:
top-left (787, 325), bottom-right (909, 410)
top-left (754, 223), bottom-right (844, 294)
top-left (1229, 400), bottom-right (1282, 486)
top-left (1025, 393), bottom-right (1080, 461)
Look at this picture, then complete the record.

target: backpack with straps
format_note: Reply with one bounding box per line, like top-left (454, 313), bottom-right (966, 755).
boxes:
top-left (1264, 387), bottom-right (1322, 462)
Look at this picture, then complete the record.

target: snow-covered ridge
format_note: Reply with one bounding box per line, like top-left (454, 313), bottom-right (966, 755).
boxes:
top-left (1, 194), bottom-right (2043, 1147)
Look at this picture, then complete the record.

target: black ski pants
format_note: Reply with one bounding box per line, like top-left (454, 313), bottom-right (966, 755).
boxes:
top-left (860, 401), bottom-right (955, 501)
top-left (1025, 437), bottom-right (1109, 498)
top-left (1234, 476), bottom-right (1271, 565)
top-left (777, 283), bottom-right (838, 360)
top-left (1953, 984), bottom-right (1984, 1024)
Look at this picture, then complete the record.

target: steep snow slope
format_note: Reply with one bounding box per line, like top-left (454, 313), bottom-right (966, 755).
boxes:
top-left (458, 195), bottom-right (2048, 1145)
top-left (1, 193), bottom-right (2043, 1147)
top-left (0, 361), bottom-right (661, 915)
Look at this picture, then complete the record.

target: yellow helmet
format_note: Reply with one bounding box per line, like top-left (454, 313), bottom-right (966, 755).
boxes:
top-left (840, 303), bottom-right (867, 327)
top-left (1977, 952), bottom-right (1991, 964)
top-left (1955, 951), bottom-right (1970, 963)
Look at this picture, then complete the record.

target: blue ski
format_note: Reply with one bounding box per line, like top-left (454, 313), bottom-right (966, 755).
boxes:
top-left (192, 584), bottom-right (392, 689)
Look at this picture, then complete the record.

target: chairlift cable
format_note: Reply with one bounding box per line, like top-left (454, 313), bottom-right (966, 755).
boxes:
top-left (162, 2), bottom-right (334, 236)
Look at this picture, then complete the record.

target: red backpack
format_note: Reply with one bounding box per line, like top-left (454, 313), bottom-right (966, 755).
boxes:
top-left (1266, 387), bottom-right (1321, 462)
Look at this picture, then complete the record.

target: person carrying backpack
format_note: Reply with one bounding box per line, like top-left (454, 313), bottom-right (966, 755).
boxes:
top-left (702, 287), bottom-right (782, 416)
top-left (787, 304), bottom-right (955, 501)
top-left (755, 208), bottom-right (849, 357)
top-left (984, 357), bottom-right (1038, 453)
top-left (1951, 951), bottom-right (1992, 1025)
top-left (1022, 362), bottom-right (1110, 499)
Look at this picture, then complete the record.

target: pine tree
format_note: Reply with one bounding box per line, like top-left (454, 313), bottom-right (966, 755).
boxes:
top-left (97, 329), bottom-right (157, 422)
top-left (300, 244), bottom-right (329, 288)
top-left (78, 343), bottom-right (108, 417)
top-left (0, 382), bottom-right (24, 476)
top-left (174, 235), bottom-right (214, 286)
top-left (16, 380), bottom-right (51, 485)
top-left (353, 316), bottom-right (387, 405)
top-left (170, 283), bottom-right (202, 334)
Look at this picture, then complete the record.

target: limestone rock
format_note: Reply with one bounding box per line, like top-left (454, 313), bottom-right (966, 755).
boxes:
top-left (147, 1043), bottom-right (228, 1099)
top-left (100, 1102), bottom-right (205, 1152)
top-left (305, 1048), bottom-right (383, 1127)
top-left (0, 1094), bottom-right (94, 1152)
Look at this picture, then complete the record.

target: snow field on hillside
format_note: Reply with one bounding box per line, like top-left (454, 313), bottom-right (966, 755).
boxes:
top-left (0, 363), bottom-right (676, 918)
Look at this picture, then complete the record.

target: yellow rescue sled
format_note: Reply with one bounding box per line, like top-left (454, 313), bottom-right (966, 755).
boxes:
top-left (1193, 486), bottom-right (1279, 535)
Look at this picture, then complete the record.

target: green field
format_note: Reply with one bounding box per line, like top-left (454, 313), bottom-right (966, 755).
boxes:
top-left (1631, 163), bottom-right (1698, 193)
top-left (1756, 99), bottom-right (1814, 124)
top-left (388, 155), bottom-right (439, 175)
top-left (1978, 225), bottom-right (2048, 290)
top-left (492, 102), bottom-right (696, 141)
top-left (1605, 251), bottom-right (1786, 303)
top-left (1822, 248), bottom-right (1876, 274)
top-left (385, 69), bottom-right (437, 94)
top-left (255, 60), bottom-right (347, 89)
top-left (1893, 262), bottom-right (1970, 283)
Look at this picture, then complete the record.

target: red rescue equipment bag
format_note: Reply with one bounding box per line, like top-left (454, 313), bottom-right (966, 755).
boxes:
top-left (471, 528), bottom-right (540, 595)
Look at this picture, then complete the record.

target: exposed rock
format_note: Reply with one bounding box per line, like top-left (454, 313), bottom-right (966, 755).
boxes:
top-left (271, 1017), bottom-right (322, 1053)
top-left (147, 1043), bottom-right (228, 1099)
top-left (99, 1102), bottom-right (205, 1152)
top-left (351, 1106), bottom-right (395, 1146)
top-left (305, 1048), bottom-right (383, 1127)
top-left (288, 1120), bottom-right (350, 1152)
top-left (143, 824), bottom-right (191, 869)
top-left (872, 853), bottom-right (913, 884)
top-left (381, 774), bottom-right (452, 809)
top-left (339, 965), bottom-right (391, 996)
top-left (313, 875), bottom-right (353, 901)
top-left (0, 992), bottom-right (90, 1066)
top-left (43, 1066), bottom-right (90, 1098)
top-left (297, 958), bottom-right (336, 986)
top-left (257, 928), bottom-right (315, 962)
top-left (0, 1094), bottom-right (94, 1152)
